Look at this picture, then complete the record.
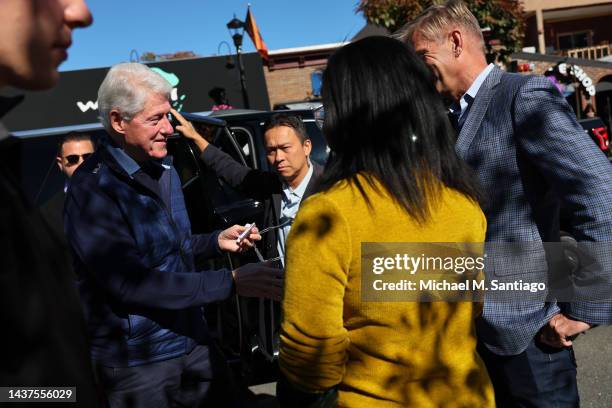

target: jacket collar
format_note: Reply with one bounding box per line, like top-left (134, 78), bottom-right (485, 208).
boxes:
top-left (303, 161), bottom-right (322, 200)
top-left (100, 134), bottom-right (172, 178)
top-left (105, 139), bottom-right (141, 176)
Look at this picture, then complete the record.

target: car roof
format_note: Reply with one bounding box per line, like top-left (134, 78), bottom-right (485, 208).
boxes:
top-left (10, 112), bottom-right (226, 139)
top-left (11, 122), bottom-right (105, 139)
top-left (206, 109), bottom-right (317, 125)
top-left (10, 109), bottom-right (316, 139)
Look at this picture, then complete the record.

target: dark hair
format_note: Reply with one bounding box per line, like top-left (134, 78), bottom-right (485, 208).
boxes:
top-left (57, 132), bottom-right (94, 156)
top-left (208, 87), bottom-right (228, 105)
top-left (263, 114), bottom-right (309, 143)
top-left (319, 36), bottom-right (482, 222)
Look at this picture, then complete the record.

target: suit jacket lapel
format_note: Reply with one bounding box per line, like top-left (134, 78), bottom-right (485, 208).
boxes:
top-left (456, 66), bottom-right (503, 159)
top-left (272, 192), bottom-right (282, 220)
top-left (303, 162), bottom-right (322, 200)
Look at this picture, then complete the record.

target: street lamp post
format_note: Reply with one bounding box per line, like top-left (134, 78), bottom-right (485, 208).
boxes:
top-left (227, 15), bottom-right (250, 109)
top-left (129, 49), bottom-right (140, 63)
top-left (217, 41), bottom-right (235, 69)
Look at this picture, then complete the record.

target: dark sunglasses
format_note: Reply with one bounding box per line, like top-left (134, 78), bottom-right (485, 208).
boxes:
top-left (65, 153), bottom-right (92, 165)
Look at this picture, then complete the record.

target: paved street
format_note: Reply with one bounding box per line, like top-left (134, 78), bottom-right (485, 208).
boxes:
top-left (575, 325), bottom-right (612, 408)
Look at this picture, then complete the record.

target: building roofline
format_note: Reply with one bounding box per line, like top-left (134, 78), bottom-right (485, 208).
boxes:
top-left (269, 42), bottom-right (348, 56)
top-left (512, 52), bottom-right (612, 69)
top-left (59, 52), bottom-right (260, 73)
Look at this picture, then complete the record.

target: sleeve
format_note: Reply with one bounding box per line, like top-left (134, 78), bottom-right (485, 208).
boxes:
top-left (279, 195), bottom-right (351, 393)
top-left (200, 144), bottom-right (283, 200)
top-left (64, 184), bottom-right (234, 310)
top-left (190, 230), bottom-right (223, 258)
top-left (514, 76), bottom-right (612, 324)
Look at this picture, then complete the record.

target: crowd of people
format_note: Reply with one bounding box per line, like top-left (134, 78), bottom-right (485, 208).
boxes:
top-left (1, 0), bottom-right (611, 407)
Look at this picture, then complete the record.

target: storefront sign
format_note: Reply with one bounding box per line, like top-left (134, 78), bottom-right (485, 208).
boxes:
top-left (0, 53), bottom-right (270, 131)
top-left (558, 63), bottom-right (596, 96)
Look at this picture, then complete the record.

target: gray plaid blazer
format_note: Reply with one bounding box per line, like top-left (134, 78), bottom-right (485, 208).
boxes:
top-left (457, 66), bottom-right (612, 355)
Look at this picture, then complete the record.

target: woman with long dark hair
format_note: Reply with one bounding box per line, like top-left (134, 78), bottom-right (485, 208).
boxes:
top-left (278, 36), bottom-right (494, 407)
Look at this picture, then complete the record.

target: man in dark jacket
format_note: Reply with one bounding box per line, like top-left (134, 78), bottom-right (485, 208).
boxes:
top-left (40, 132), bottom-right (95, 247)
top-left (174, 111), bottom-right (323, 263)
top-left (0, 2), bottom-right (98, 406)
top-left (64, 62), bottom-right (282, 407)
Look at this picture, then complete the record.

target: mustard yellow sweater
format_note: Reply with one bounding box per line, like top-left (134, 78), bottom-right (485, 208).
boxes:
top-left (280, 176), bottom-right (494, 408)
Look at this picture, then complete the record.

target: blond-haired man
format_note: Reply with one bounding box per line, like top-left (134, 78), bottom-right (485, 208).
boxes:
top-left (397, 1), bottom-right (612, 406)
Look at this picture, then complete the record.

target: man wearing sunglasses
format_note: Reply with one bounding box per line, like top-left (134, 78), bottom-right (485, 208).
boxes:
top-left (57, 132), bottom-right (95, 179)
top-left (41, 132), bottom-right (95, 252)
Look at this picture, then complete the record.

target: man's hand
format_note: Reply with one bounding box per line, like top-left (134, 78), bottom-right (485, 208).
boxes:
top-left (170, 108), bottom-right (209, 152)
top-left (232, 261), bottom-right (284, 301)
top-left (218, 224), bottom-right (261, 253)
top-left (539, 313), bottom-right (591, 348)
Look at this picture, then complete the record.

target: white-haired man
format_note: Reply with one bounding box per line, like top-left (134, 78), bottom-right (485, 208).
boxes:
top-left (396, 1), bottom-right (612, 406)
top-left (64, 62), bottom-right (282, 407)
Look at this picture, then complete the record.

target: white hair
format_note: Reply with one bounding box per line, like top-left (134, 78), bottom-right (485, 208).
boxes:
top-left (97, 62), bottom-right (172, 132)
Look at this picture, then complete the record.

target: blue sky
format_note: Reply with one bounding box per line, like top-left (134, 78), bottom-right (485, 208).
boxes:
top-left (61, 1), bottom-right (366, 71)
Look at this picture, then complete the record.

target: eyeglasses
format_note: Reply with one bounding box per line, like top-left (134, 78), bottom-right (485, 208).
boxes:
top-left (313, 105), bottom-right (325, 131)
top-left (252, 218), bottom-right (293, 262)
top-left (64, 153), bottom-right (92, 166)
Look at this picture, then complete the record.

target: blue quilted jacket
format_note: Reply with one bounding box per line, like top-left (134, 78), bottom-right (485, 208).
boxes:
top-left (64, 142), bottom-right (234, 367)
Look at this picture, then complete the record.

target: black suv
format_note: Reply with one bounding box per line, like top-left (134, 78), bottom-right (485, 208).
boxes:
top-left (164, 109), bottom-right (328, 385)
top-left (12, 108), bottom-right (327, 387)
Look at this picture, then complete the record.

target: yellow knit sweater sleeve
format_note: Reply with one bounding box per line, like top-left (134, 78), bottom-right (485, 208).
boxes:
top-left (279, 193), bottom-right (351, 393)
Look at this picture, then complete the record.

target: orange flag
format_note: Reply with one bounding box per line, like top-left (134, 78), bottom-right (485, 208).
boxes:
top-left (245, 6), bottom-right (269, 60)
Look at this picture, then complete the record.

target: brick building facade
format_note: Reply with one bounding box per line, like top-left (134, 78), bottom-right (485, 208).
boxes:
top-left (513, 1), bottom-right (612, 124)
top-left (264, 63), bottom-right (325, 109)
top-left (262, 25), bottom-right (389, 109)
top-left (263, 43), bottom-right (344, 109)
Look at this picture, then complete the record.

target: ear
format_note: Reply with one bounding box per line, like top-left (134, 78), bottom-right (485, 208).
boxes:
top-left (109, 110), bottom-right (126, 135)
top-left (56, 155), bottom-right (63, 172)
top-left (450, 30), bottom-right (463, 58)
top-left (303, 139), bottom-right (312, 156)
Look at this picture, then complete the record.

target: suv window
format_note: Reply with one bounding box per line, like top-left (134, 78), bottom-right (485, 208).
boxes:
top-left (167, 127), bottom-right (262, 233)
top-left (168, 135), bottom-right (200, 189)
top-left (205, 128), bottom-right (262, 227)
top-left (216, 127), bottom-right (248, 166)
top-left (229, 127), bottom-right (258, 169)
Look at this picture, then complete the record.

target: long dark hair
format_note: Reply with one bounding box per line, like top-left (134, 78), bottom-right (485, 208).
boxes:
top-left (318, 36), bottom-right (482, 222)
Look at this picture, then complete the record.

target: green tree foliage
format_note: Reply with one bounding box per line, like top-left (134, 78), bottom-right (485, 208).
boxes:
top-left (356, 0), bottom-right (524, 63)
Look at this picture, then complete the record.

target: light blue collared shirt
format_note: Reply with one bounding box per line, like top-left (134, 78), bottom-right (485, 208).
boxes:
top-left (104, 137), bottom-right (171, 177)
top-left (106, 143), bottom-right (141, 176)
top-left (450, 63), bottom-right (495, 123)
top-left (277, 161), bottom-right (314, 265)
